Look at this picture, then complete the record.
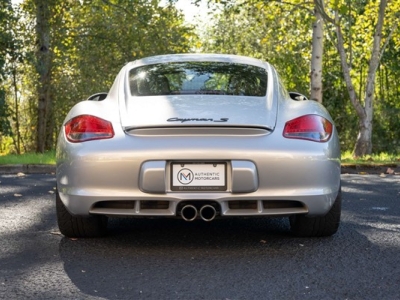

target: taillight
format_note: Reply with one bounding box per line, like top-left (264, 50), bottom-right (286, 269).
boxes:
top-left (283, 115), bottom-right (333, 142)
top-left (64, 115), bottom-right (114, 143)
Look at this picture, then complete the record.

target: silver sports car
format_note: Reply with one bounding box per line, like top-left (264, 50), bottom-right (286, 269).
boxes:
top-left (56, 54), bottom-right (341, 238)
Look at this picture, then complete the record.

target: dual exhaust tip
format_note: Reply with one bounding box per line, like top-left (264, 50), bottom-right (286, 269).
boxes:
top-left (181, 204), bottom-right (217, 222)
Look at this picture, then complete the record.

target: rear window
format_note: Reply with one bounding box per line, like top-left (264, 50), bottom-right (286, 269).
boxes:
top-left (129, 62), bottom-right (268, 97)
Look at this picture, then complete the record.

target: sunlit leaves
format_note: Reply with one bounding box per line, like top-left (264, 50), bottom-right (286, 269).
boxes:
top-left (46, 0), bottom-right (196, 149)
top-left (203, 0), bottom-right (400, 153)
top-left (1, 0), bottom-right (196, 153)
top-left (202, 0), bottom-right (313, 93)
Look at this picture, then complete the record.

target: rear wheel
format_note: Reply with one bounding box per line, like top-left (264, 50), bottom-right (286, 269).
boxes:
top-left (289, 188), bottom-right (341, 237)
top-left (56, 190), bottom-right (107, 238)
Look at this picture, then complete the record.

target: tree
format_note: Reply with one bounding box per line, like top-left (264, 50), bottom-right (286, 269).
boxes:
top-left (202, 0), bottom-right (400, 155)
top-left (0, 1), bottom-right (12, 139)
top-left (315, 0), bottom-right (399, 156)
top-left (49, 0), bottom-right (196, 143)
top-left (1, 0), bottom-right (196, 153)
top-left (310, 0), bottom-right (324, 103)
top-left (202, 1), bottom-right (316, 95)
top-left (67, 0), bottom-right (195, 94)
top-left (34, 0), bottom-right (55, 153)
top-left (1, 0), bottom-right (35, 154)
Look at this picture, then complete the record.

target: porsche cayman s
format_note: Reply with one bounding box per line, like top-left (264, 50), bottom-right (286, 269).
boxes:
top-left (56, 54), bottom-right (341, 238)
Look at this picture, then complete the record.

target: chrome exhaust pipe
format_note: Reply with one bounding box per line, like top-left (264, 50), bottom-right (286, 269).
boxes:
top-left (181, 205), bottom-right (198, 222)
top-left (199, 205), bottom-right (217, 222)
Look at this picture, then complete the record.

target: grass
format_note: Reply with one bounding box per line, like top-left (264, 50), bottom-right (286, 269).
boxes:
top-left (341, 151), bottom-right (400, 165)
top-left (0, 150), bottom-right (398, 166)
top-left (0, 151), bottom-right (56, 165)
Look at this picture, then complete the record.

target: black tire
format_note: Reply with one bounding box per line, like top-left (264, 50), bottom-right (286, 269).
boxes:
top-left (289, 187), bottom-right (341, 237)
top-left (56, 190), bottom-right (107, 238)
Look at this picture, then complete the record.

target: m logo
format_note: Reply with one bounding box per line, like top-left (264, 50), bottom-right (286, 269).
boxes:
top-left (177, 168), bottom-right (194, 185)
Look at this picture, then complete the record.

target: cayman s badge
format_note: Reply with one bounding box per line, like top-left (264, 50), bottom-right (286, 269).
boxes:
top-left (167, 117), bottom-right (229, 123)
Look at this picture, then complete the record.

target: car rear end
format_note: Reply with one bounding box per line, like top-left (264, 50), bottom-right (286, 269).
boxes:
top-left (56, 54), bottom-right (341, 237)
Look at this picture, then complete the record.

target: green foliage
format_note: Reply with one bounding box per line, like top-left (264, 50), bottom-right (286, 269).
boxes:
top-left (0, 0), bottom-right (14, 143)
top-left (341, 150), bottom-right (400, 164)
top-left (0, 90), bottom-right (12, 136)
top-left (49, 0), bottom-right (196, 146)
top-left (201, 0), bottom-right (313, 94)
top-left (0, 0), bottom-right (12, 70)
top-left (0, 0), bottom-right (196, 153)
top-left (1, 0), bottom-right (399, 154)
top-left (1, 1), bottom-right (37, 154)
top-left (203, 0), bottom-right (400, 153)
top-left (0, 150), bottom-right (56, 164)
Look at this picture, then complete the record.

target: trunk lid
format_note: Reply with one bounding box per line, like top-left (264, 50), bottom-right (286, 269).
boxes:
top-left (121, 94), bottom-right (277, 130)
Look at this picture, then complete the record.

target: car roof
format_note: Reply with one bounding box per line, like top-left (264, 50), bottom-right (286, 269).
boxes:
top-left (126, 53), bottom-right (270, 69)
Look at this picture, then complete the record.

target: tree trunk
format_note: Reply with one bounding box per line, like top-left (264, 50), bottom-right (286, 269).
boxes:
top-left (310, 1), bottom-right (324, 103)
top-left (315, 0), bottom-right (388, 157)
top-left (334, 20), bottom-right (367, 156)
top-left (352, 0), bottom-right (387, 156)
top-left (12, 68), bottom-right (21, 154)
top-left (354, 115), bottom-right (373, 156)
top-left (35, 0), bottom-right (53, 153)
top-left (45, 100), bottom-right (54, 150)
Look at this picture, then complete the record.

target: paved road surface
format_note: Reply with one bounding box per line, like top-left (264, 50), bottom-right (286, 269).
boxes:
top-left (0, 173), bottom-right (399, 299)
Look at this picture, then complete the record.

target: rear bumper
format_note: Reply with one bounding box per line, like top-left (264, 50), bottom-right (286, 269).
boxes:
top-left (57, 128), bottom-right (340, 218)
top-left (59, 188), bottom-right (336, 219)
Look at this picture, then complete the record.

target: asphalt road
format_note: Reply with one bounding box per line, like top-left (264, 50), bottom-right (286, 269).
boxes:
top-left (0, 174), bottom-right (399, 300)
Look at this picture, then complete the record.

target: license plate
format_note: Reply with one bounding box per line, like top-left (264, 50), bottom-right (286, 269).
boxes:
top-left (171, 163), bottom-right (227, 191)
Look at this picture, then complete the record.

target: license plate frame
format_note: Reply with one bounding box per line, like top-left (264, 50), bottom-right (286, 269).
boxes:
top-left (171, 162), bottom-right (227, 192)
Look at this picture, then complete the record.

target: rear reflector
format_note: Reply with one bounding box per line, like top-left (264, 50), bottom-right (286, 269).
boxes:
top-left (283, 115), bottom-right (333, 142)
top-left (64, 115), bottom-right (114, 143)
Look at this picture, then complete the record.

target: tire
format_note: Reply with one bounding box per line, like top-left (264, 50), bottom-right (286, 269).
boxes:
top-left (289, 187), bottom-right (341, 237)
top-left (56, 190), bottom-right (108, 238)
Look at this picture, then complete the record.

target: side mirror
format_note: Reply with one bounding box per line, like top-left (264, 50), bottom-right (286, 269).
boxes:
top-left (289, 92), bottom-right (308, 101)
top-left (87, 92), bottom-right (107, 101)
